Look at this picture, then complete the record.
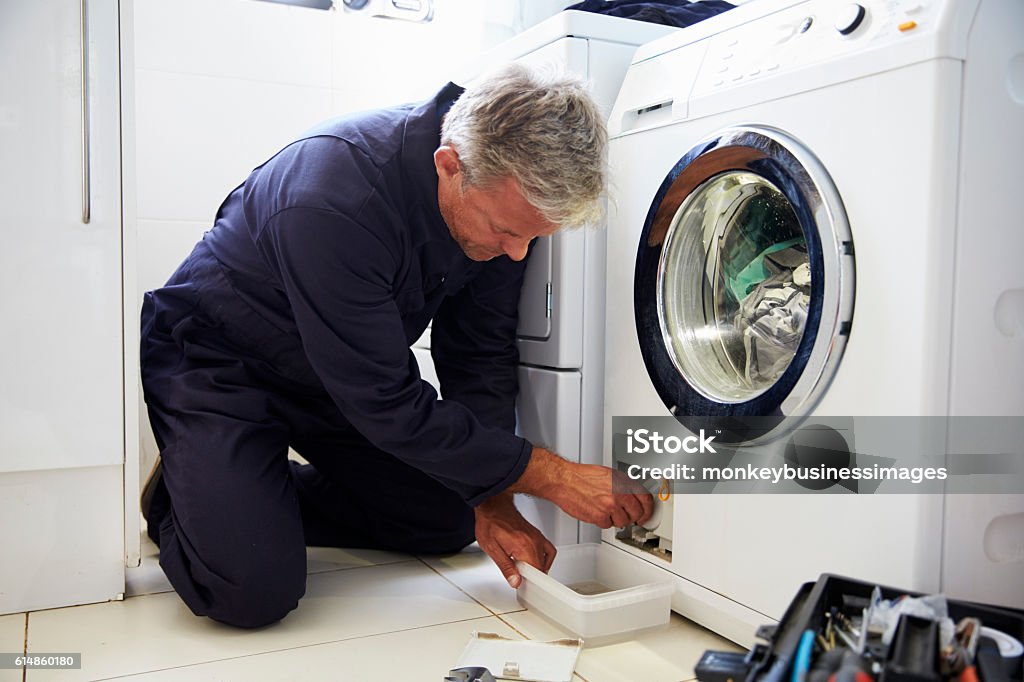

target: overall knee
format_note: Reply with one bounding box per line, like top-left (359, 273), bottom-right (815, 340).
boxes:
top-left (205, 554), bottom-right (307, 629)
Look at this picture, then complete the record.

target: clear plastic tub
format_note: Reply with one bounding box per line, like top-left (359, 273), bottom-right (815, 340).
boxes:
top-left (515, 543), bottom-right (674, 643)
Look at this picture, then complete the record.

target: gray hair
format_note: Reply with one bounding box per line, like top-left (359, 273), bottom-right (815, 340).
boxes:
top-left (441, 63), bottom-right (607, 228)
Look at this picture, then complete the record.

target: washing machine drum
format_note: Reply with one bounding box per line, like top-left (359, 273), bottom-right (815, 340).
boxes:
top-left (635, 126), bottom-right (855, 433)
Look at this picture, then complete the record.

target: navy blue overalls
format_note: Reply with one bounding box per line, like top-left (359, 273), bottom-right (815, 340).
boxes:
top-left (140, 84), bottom-right (533, 628)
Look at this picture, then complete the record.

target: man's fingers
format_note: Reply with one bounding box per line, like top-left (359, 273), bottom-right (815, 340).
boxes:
top-left (483, 541), bottom-right (522, 588)
top-left (474, 498), bottom-right (560, 588)
top-left (542, 539), bottom-right (557, 572)
top-left (610, 508), bottom-right (630, 529)
top-left (509, 540), bottom-right (547, 573)
top-left (623, 490), bottom-right (654, 525)
top-left (637, 491), bottom-right (654, 524)
top-left (550, 463), bottom-right (666, 530)
top-left (619, 493), bottom-right (645, 525)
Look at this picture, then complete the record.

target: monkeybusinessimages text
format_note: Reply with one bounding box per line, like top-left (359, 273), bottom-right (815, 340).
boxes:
top-left (624, 428), bottom-right (949, 486)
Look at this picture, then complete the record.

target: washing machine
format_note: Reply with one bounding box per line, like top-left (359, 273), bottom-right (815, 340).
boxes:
top-left (411, 11), bottom-right (679, 546)
top-left (603, 0), bottom-right (1024, 646)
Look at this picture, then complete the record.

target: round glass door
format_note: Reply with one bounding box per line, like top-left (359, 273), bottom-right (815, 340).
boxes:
top-left (659, 170), bottom-right (810, 403)
top-left (635, 127), bottom-right (854, 429)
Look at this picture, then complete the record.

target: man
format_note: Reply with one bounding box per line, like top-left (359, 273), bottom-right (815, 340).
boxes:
top-left (141, 64), bottom-right (652, 629)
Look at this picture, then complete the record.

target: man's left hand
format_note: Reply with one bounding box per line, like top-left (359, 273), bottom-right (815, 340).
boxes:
top-left (474, 492), bottom-right (556, 588)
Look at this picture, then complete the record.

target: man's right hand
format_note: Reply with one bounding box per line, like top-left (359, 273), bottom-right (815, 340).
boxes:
top-left (510, 447), bottom-right (654, 529)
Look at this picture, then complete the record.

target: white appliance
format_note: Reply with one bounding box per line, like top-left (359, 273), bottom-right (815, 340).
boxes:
top-left (0, 0), bottom-right (133, 613)
top-left (413, 11), bottom-right (677, 545)
top-left (603, 0), bottom-right (1024, 646)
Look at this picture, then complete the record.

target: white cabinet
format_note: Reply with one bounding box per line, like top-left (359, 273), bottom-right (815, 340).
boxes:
top-left (515, 366), bottom-right (582, 544)
top-left (0, 0), bottom-right (126, 614)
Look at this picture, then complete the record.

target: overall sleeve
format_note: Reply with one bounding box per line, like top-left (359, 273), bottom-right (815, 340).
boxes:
top-left (253, 204), bottom-right (532, 506)
top-left (430, 254), bottom-right (528, 433)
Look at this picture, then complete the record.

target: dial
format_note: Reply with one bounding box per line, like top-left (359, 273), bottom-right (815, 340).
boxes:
top-left (835, 3), bottom-right (867, 35)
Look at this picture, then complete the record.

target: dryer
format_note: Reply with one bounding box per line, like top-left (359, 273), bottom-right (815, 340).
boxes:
top-left (412, 11), bottom-right (678, 546)
top-left (603, 0), bottom-right (1024, 645)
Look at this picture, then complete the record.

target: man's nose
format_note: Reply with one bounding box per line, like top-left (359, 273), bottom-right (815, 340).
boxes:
top-left (504, 238), bottom-right (530, 262)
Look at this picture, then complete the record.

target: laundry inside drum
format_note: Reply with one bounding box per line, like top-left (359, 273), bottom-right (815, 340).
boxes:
top-left (657, 171), bottom-right (811, 403)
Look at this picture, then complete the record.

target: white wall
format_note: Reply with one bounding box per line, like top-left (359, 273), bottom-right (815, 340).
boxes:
top-left (133, 0), bottom-right (530, 290)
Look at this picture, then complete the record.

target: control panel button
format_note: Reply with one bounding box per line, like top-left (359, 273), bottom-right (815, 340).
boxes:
top-left (835, 3), bottom-right (866, 35)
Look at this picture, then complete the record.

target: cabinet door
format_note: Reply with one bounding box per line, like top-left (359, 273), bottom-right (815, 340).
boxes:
top-left (515, 366), bottom-right (582, 545)
top-left (0, 0), bottom-right (123, 473)
top-left (0, 0), bottom-right (124, 614)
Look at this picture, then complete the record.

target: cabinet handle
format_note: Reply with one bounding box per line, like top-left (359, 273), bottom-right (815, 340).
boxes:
top-left (80, 0), bottom-right (91, 224)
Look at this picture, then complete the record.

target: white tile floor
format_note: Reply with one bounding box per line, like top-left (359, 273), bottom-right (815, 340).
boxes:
top-left (7, 538), bottom-right (742, 681)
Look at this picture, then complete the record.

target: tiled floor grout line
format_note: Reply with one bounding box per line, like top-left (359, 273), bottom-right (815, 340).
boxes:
top-left (492, 611), bottom-right (529, 640)
top-left (414, 556), bottom-right (494, 615)
top-left (414, 556), bottom-right (528, 621)
top-left (305, 557), bottom-right (420, 575)
top-left (85, 613), bottom-right (507, 682)
top-left (21, 613), bottom-right (27, 682)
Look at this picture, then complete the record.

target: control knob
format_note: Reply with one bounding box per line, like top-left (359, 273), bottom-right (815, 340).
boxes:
top-left (835, 3), bottom-right (867, 35)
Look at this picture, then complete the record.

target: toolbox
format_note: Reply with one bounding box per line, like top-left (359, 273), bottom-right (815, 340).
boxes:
top-left (696, 574), bottom-right (1024, 682)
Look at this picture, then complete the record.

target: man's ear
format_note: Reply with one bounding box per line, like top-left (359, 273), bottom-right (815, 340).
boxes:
top-left (434, 146), bottom-right (461, 182)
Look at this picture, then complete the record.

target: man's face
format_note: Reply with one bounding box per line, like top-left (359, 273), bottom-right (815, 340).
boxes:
top-left (435, 147), bottom-right (560, 262)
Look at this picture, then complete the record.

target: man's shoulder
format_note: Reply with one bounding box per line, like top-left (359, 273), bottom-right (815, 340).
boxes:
top-left (298, 103), bottom-right (416, 166)
top-left (243, 91), bottom-right (451, 257)
top-left (248, 104), bottom-right (416, 219)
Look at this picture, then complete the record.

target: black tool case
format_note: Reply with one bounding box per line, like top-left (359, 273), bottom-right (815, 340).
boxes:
top-left (696, 574), bottom-right (1024, 682)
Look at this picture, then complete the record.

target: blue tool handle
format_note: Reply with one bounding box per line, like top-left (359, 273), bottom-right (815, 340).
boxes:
top-left (792, 629), bottom-right (816, 682)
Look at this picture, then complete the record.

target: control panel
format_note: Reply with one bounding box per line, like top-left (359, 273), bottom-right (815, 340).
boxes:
top-left (691, 0), bottom-right (945, 98)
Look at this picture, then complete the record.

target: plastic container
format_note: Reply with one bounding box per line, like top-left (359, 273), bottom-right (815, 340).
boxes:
top-left (515, 543), bottom-right (674, 643)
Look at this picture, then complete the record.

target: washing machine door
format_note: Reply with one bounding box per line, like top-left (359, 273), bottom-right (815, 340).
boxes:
top-left (635, 126), bottom-right (854, 438)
